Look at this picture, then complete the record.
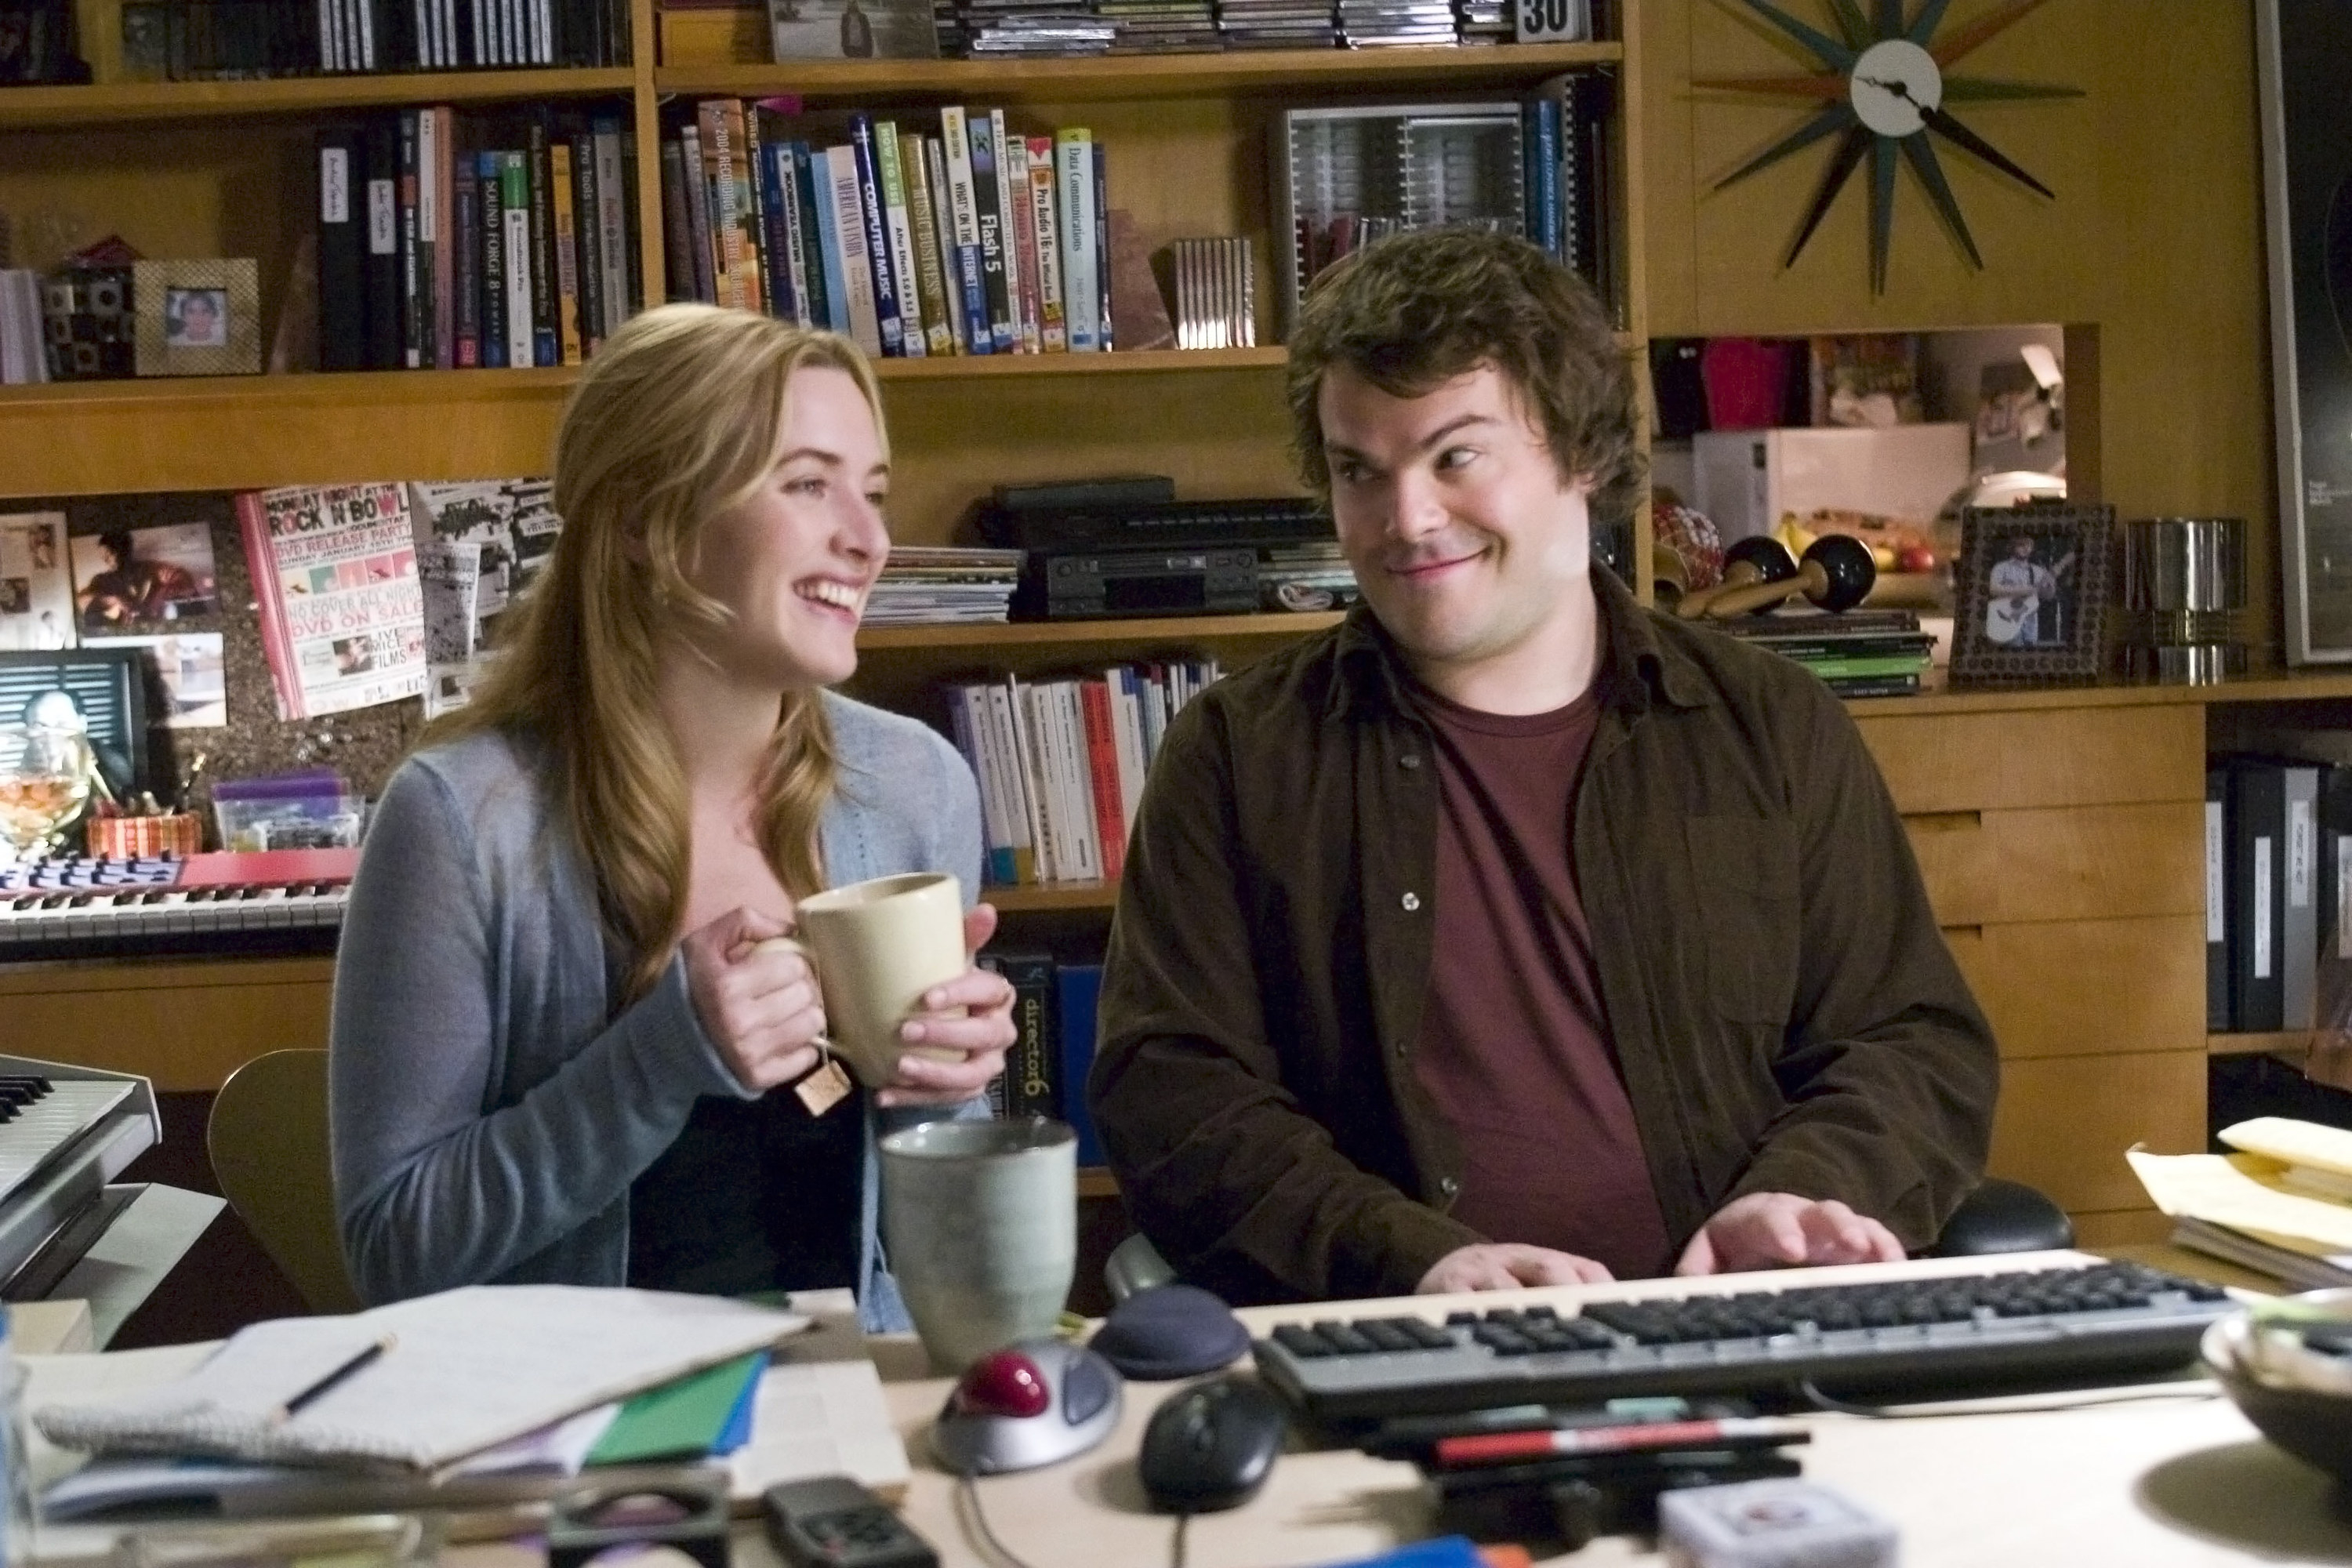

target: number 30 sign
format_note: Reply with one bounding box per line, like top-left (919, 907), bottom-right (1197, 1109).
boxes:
top-left (1514, 0), bottom-right (1588, 42)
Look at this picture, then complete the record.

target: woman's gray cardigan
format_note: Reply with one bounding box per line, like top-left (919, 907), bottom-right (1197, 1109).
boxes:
top-left (328, 691), bottom-right (985, 1330)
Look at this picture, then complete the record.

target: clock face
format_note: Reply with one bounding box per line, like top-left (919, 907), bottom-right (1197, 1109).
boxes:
top-left (1848, 39), bottom-right (1942, 138)
top-left (1701, 0), bottom-right (2082, 292)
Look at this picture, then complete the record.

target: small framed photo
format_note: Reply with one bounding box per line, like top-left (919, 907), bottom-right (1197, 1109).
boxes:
top-left (133, 259), bottom-right (260, 376)
top-left (1950, 503), bottom-right (2114, 686)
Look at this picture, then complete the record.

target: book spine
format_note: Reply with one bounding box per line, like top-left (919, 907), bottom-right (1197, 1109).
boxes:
top-left (433, 106), bottom-right (456, 368)
top-left (399, 110), bottom-right (423, 368)
top-left (1050, 681), bottom-right (1102, 881)
top-left (1025, 136), bottom-right (1065, 353)
top-left (501, 151), bottom-right (535, 372)
top-left (758, 140), bottom-right (803, 325)
top-left (699, 103), bottom-right (741, 310)
top-left (1003, 133), bottom-right (1042, 354)
top-left (791, 143), bottom-right (836, 332)
top-left (983, 680), bottom-right (1036, 884)
top-left (995, 953), bottom-right (1060, 1120)
top-left (415, 107), bottom-right (440, 367)
top-left (1056, 129), bottom-right (1098, 351)
top-left (526, 118), bottom-right (557, 363)
top-left (805, 143), bottom-right (850, 335)
top-left (571, 129), bottom-right (603, 348)
top-left (2287, 763), bottom-right (2321, 1033)
top-left (726, 99), bottom-right (762, 315)
top-left (659, 134), bottom-right (696, 303)
top-left (593, 115), bottom-right (631, 330)
top-left (945, 686), bottom-right (1008, 886)
top-left (964, 108), bottom-right (1013, 353)
top-left (478, 150), bottom-right (507, 368)
top-left (679, 123), bottom-right (717, 307)
top-left (1078, 677), bottom-right (1126, 882)
top-left (846, 113), bottom-right (905, 357)
top-left (921, 137), bottom-right (967, 354)
top-left (939, 107), bottom-right (989, 354)
top-left (363, 117), bottom-right (402, 370)
top-left (549, 139), bottom-right (583, 365)
top-left (825, 143), bottom-right (882, 355)
top-left (316, 125), bottom-right (366, 372)
top-left (1093, 140), bottom-right (1111, 350)
top-left (1109, 665), bottom-right (1146, 835)
top-left (875, 121), bottom-right (927, 358)
top-left (452, 153), bottom-right (481, 367)
top-left (2230, 760), bottom-right (2287, 1034)
top-left (1057, 964), bottom-right (1104, 1165)
top-left (2208, 765), bottom-right (2230, 1033)
top-left (1007, 677), bottom-right (1058, 882)
top-left (991, 111), bottom-right (1031, 352)
top-left (901, 130), bottom-right (956, 357)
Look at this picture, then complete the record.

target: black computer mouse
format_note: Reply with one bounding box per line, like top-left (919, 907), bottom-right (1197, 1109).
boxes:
top-left (1135, 1375), bottom-right (1289, 1514)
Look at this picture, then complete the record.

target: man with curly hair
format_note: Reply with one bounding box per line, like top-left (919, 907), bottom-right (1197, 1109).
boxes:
top-left (1088, 229), bottom-right (1998, 1304)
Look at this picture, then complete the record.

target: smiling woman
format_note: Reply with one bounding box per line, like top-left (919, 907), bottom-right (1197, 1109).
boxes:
top-left (326, 305), bottom-right (1017, 1328)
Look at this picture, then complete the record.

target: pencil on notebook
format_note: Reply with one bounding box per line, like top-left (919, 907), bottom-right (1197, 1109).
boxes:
top-left (270, 1334), bottom-right (397, 1424)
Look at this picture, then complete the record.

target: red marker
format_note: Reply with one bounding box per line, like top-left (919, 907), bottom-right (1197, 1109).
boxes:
top-left (1435, 1417), bottom-right (1809, 1468)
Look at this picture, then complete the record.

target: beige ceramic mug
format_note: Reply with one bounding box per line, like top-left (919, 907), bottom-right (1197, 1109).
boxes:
top-left (757, 870), bottom-right (969, 1087)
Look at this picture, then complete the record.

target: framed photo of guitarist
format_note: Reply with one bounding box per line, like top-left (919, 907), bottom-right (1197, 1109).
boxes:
top-left (1951, 503), bottom-right (2114, 686)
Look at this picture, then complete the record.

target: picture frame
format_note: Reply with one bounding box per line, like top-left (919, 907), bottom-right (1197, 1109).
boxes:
top-left (132, 259), bottom-right (259, 377)
top-left (1949, 502), bottom-right (2114, 686)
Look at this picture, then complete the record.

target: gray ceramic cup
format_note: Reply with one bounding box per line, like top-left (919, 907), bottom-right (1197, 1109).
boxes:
top-left (879, 1117), bottom-right (1077, 1373)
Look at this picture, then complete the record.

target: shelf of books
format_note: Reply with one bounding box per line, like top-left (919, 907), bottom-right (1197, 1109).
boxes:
top-left (654, 38), bottom-right (1622, 103)
top-left (0, 69), bottom-right (640, 129)
top-left (856, 609), bottom-right (1337, 651)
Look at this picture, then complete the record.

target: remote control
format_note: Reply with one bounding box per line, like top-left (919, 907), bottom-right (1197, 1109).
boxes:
top-left (761, 1475), bottom-right (938, 1568)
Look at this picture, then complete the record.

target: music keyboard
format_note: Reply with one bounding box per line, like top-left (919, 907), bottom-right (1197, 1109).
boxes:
top-left (0, 1057), bottom-right (158, 1294)
top-left (0, 849), bottom-right (356, 963)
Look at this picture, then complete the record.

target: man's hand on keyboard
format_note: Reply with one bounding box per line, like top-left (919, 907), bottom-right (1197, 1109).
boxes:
top-left (1417, 1243), bottom-right (1614, 1294)
top-left (1673, 1194), bottom-right (1904, 1276)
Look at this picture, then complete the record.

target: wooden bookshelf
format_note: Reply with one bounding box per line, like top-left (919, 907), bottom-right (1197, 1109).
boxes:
top-left (857, 611), bottom-right (1341, 652)
top-left (653, 39), bottom-right (1624, 102)
top-left (0, 69), bottom-right (638, 129)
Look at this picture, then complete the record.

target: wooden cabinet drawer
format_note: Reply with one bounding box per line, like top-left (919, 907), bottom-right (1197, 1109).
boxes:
top-left (1904, 802), bottom-right (2204, 925)
top-left (1944, 916), bottom-right (2205, 1059)
top-left (0, 958), bottom-right (332, 1092)
top-left (1989, 1052), bottom-right (2205, 1214)
top-left (1855, 706), bottom-right (2202, 814)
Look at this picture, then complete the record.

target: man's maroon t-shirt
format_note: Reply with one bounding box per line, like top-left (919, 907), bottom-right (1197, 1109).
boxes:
top-left (1407, 683), bottom-right (1674, 1280)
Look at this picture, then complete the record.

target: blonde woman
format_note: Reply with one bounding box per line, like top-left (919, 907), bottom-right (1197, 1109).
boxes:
top-left (331, 306), bottom-right (1015, 1327)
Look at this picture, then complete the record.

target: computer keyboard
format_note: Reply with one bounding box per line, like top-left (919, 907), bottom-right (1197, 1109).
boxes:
top-left (1251, 1261), bottom-right (2234, 1425)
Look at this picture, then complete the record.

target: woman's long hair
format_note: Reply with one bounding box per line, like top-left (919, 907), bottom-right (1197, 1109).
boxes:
top-left (426, 305), bottom-right (891, 1000)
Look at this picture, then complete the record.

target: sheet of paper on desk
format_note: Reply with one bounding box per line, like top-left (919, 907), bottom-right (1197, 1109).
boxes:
top-left (31, 1287), bottom-right (804, 1473)
top-left (2127, 1147), bottom-right (2352, 1250)
top-left (726, 1359), bottom-right (909, 1502)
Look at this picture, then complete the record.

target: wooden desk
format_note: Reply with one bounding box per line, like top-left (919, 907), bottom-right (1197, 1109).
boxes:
top-left (856, 1254), bottom-right (2347, 1568)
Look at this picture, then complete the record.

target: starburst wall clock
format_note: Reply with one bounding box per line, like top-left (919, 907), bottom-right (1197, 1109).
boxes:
top-left (1701, 0), bottom-right (2083, 293)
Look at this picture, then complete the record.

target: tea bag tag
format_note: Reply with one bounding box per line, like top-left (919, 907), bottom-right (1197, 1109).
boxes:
top-left (796, 1040), bottom-right (853, 1117)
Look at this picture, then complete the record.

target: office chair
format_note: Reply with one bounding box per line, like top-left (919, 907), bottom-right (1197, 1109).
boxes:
top-left (1102, 1180), bottom-right (2075, 1301)
top-left (206, 1049), bottom-right (365, 1314)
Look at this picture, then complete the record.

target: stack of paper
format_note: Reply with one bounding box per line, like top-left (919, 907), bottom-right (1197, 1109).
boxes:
top-left (31, 1286), bottom-right (910, 1523)
top-left (2128, 1117), bottom-right (2352, 1290)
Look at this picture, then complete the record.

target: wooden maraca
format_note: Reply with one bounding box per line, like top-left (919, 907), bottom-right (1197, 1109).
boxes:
top-left (1701, 533), bottom-right (1877, 619)
top-left (1675, 535), bottom-right (1797, 619)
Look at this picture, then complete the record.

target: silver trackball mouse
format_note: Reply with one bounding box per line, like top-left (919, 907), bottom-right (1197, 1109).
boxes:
top-left (930, 1338), bottom-right (1125, 1475)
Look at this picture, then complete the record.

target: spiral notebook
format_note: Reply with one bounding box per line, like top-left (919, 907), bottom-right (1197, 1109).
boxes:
top-left (32, 1286), bottom-right (806, 1474)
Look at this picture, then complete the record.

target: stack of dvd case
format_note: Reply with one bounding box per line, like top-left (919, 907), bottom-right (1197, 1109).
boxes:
top-left (1335, 0), bottom-right (1455, 45)
top-left (1454, 0), bottom-right (1508, 42)
top-left (1099, 0), bottom-right (1218, 51)
top-left (947, 0), bottom-right (1116, 53)
top-left (1215, 0), bottom-right (1334, 49)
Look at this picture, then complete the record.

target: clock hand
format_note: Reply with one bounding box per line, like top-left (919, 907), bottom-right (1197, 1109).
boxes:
top-left (1860, 75), bottom-right (1917, 101)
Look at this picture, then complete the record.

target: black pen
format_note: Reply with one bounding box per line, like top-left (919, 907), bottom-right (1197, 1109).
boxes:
top-left (270, 1334), bottom-right (397, 1424)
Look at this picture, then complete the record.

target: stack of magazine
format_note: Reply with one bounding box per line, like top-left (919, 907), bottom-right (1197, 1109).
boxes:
top-left (863, 546), bottom-right (1024, 624)
top-left (2130, 1116), bottom-right (2352, 1290)
top-left (1708, 605), bottom-right (1934, 699)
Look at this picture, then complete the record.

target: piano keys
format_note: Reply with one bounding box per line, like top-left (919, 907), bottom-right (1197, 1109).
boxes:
top-left (0, 848), bottom-right (358, 964)
top-left (0, 1055), bottom-right (158, 1297)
